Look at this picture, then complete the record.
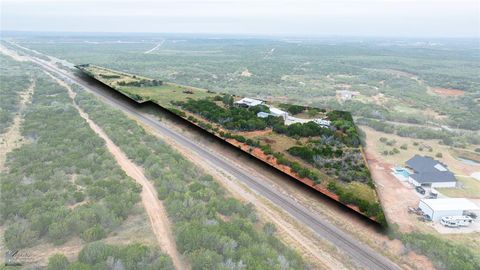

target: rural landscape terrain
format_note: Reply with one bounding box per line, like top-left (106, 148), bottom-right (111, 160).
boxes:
top-left (1, 34), bottom-right (479, 270)
top-left (76, 64), bottom-right (385, 224)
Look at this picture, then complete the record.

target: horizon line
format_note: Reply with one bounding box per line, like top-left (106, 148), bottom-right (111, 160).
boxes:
top-left (1, 30), bottom-right (479, 40)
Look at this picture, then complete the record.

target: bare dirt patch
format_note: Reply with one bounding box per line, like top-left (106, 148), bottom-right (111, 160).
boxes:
top-left (0, 44), bottom-right (29, 62)
top-left (361, 126), bottom-right (479, 179)
top-left (49, 74), bottom-right (186, 270)
top-left (236, 128), bottom-right (272, 137)
top-left (372, 93), bottom-right (388, 106)
top-left (240, 68), bottom-right (252, 77)
top-left (363, 141), bottom-right (419, 232)
top-left (431, 87), bottom-right (465, 97)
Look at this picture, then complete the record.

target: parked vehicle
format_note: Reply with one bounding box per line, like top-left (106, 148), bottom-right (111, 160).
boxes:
top-left (418, 214), bottom-right (431, 222)
top-left (427, 189), bottom-right (438, 199)
top-left (440, 216), bottom-right (473, 227)
top-left (465, 211), bottom-right (478, 219)
top-left (415, 186), bottom-right (426, 195)
top-left (408, 206), bottom-right (423, 215)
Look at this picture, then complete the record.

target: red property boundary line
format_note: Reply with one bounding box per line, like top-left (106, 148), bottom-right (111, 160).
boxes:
top-left (75, 66), bottom-right (385, 226)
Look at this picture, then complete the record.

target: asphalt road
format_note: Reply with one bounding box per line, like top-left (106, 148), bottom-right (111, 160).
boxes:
top-left (13, 45), bottom-right (401, 270)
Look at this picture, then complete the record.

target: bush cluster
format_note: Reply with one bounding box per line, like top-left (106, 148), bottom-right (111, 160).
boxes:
top-left (327, 182), bottom-right (386, 225)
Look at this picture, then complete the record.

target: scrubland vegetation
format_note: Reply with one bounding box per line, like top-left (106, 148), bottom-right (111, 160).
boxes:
top-left (357, 118), bottom-right (480, 147)
top-left (4, 35), bottom-right (479, 269)
top-left (77, 62), bottom-right (384, 221)
top-left (17, 37), bottom-right (480, 135)
top-left (1, 71), bottom-right (173, 269)
top-left (1, 75), bottom-right (143, 249)
top-left (170, 95), bottom-right (380, 220)
top-left (176, 98), bottom-right (278, 131)
top-left (73, 88), bottom-right (306, 269)
top-left (48, 243), bottom-right (174, 270)
top-left (388, 227), bottom-right (480, 270)
top-left (0, 55), bottom-right (32, 133)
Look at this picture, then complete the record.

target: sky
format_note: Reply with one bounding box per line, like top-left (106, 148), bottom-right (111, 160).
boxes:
top-left (1, 0), bottom-right (479, 38)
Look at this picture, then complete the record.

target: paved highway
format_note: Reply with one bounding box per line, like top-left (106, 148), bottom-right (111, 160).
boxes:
top-left (11, 44), bottom-right (401, 270)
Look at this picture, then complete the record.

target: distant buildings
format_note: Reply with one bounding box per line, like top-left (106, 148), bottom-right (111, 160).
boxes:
top-left (406, 155), bottom-right (457, 188)
top-left (256, 111), bottom-right (270, 118)
top-left (268, 107), bottom-right (289, 119)
top-left (234, 97), bottom-right (264, 108)
top-left (337, 90), bottom-right (357, 101)
top-left (242, 97), bottom-right (331, 128)
top-left (314, 119), bottom-right (331, 127)
top-left (256, 107), bottom-right (289, 120)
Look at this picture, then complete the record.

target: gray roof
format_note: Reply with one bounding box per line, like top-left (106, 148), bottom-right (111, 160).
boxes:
top-left (410, 171), bottom-right (456, 183)
top-left (406, 155), bottom-right (440, 172)
top-left (406, 155), bottom-right (457, 183)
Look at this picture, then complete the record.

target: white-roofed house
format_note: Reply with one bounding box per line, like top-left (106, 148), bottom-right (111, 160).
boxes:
top-left (268, 107), bottom-right (288, 119)
top-left (419, 198), bottom-right (480, 221)
top-left (234, 97), bottom-right (264, 108)
top-left (256, 111), bottom-right (270, 118)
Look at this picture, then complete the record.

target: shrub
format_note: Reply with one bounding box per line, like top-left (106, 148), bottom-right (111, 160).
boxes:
top-left (81, 225), bottom-right (106, 242)
top-left (47, 254), bottom-right (69, 270)
top-left (386, 139), bottom-right (396, 146)
top-left (399, 232), bottom-right (480, 270)
top-left (4, 223), bottom-right (38, 249)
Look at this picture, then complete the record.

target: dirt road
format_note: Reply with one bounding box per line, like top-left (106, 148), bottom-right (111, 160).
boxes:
top-left (0, 80), bottom-right (35, 169)
top-left (48, 74), bottom-right (185, 270)
top-left (140, 121), bottom-right (350, 270)
top-left (19, 46), bottom-right (400, 270)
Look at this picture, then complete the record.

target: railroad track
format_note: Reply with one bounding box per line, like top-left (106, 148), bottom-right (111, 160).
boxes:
top-left (7, 43), bottom-right (401, 270)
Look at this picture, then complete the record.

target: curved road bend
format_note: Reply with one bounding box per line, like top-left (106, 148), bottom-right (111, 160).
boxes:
top-left (18, 48), bottom-right (400, 270)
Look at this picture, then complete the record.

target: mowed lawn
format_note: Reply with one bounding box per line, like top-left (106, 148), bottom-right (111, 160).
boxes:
top-left (343, 181), bottom-right (378, 202)
top-left (437, 176), bottom-right (480, 199)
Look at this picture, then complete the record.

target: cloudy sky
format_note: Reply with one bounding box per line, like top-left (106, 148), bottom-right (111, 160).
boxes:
top-left (1, 0), bottom-right (479, 37)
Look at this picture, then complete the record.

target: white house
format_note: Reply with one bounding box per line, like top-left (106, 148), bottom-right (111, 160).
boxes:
top-left (256, 111), bottom-right (270, 118)
top-left (314, 119), bottom-right (331, 127)
top-left (268, 107), bottom-right (288, 119)
top-left (337, 90), bottom-right (356, 101)
top-left (406, 155), bottom-right (457, 188)
top-left (419, 198), bottom-right (480, 221)
top-left (234, 97), bottom-right (264, 108)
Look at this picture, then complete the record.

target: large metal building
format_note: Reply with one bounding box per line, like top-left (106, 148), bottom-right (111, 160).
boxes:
top-left (419, 198), bottom-right (480, 221)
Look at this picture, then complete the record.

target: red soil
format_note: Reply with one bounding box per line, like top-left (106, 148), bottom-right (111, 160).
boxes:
top-left (179, 117), bottom-right (368, 218)
top-left (431, 87), bottom-right (465, 97)
top-left (224, 138), bottom-right (367, 216)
